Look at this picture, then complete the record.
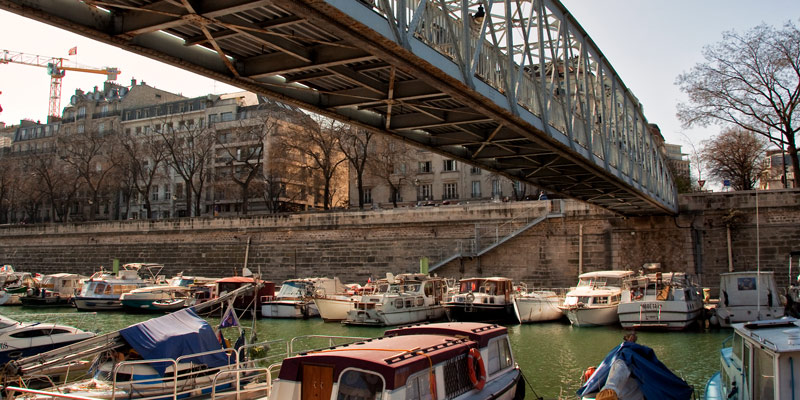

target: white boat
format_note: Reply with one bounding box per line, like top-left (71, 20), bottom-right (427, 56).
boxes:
top-left (73, 266), bottom-right (150, 311)
top-left (0, 314), bottom-right (95, 365)
top-left (20, 273), bottom-right (85, 307)
top-left (269, 322), bottom-right (525, 400)
top-left (704, 318), bottom-right (800, 400)
top-left (709, 271), bottom-right (784, 328)
top-left (558, 270), bottom-right (635, 327)
top-left (617, 272), bottom-right (704, 330)
top-left (515, 287), bottom-right (564, 323)
top-left (444, 277), bottom-right (519, 323)
top-left (313, 283), bottom-right (375, 322)
top-left (119, 274), bottom-right (212, 313)
top-left (261, 277), bottom-right (345, 318)
top-left (343, 273), bottom-right (448, 326)
top-left (0, 267), bottom-right (38, 306)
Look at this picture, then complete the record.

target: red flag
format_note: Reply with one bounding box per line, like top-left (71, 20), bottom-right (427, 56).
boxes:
top-left (68, 47), bottom-right (77, 56)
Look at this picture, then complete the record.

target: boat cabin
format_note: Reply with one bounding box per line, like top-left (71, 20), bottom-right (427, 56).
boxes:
top-left (709, 318), bottom-right (800, 400)
top-left (270, 323), bottom-right (521, 400)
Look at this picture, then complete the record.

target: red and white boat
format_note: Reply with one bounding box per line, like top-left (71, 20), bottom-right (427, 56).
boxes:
top-left (270, 322), bottom-right (526, 400)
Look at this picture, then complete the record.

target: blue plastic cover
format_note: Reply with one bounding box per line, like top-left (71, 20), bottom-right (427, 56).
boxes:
top-left (576, 342), bottom-right (693, 400)
top-left (120, 308), bottom-right (229, 375)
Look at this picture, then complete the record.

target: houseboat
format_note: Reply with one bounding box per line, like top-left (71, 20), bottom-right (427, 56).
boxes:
top-left (262, 277), bottom-right (345, 318)
top-left (444, 277), bottom-right (519, 323)
top-left (313, 283), bottom-right (376, 322)
top-left (73, 266), bottom-right (150, 311)
top-left (213, 276), bottom-right (275, 317)
top-left (704, 318), bottom-right (800, 399)
top-left (559, 270), bottom-right (635, 327)
top-left (343, 273), bottom-right (448, 326)
top-left (709, 271), bottom-right (784, 328)
top-left (617, 272), bottom-right (704, 330)
top-left (269, 322), bottom-right (526, 400)
top-left (20, 273), bottom-right (85, 307)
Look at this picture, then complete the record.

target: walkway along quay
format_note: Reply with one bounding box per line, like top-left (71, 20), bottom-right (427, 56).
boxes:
top-left (0, 190), bottom-right (798, 292)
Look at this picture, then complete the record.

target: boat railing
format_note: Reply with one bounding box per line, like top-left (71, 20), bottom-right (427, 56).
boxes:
top-left (4, 385), bottom-right (102, 400)
top-left (111, 358), bottom-right (178, 400)
top-left (211, 367), bottom-right (271, 399)
top-left (237, 338), bottom-right (290, 370)
top-left (288, 335), bottom-right (370, 356)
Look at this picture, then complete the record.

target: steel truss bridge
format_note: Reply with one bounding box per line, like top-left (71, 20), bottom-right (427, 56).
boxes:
top-left (1, 0), bottom-right (677, 215)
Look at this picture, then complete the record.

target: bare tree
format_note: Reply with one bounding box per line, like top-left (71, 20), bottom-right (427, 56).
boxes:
top-left (287, 116), bottom-right (345, 210)
top-left (337, 125), bottom-right (373, 209)
top-left (0, 156), bottom-right (18, 224)
top-left (159, 118), bottom-right (216, 217)
top-left (367, 135), bottom-right (414, 208)
top-left (677, 21), bottom-right (800, 187)
top-left (701, 128), bottom-right (769, 190)
top-left (57, 127), bottom-right (120, 220)
top-left (117, 127), bottom-right (169, 219)
top-left (23, 151), bottom-right (81, 222)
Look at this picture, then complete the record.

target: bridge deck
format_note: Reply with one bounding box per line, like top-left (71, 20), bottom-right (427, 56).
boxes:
top-left (1, 0), bottom-right (677, 215)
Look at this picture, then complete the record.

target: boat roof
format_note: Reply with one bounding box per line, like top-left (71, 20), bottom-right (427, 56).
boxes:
top-left (458, 277), bottom-right (512, 282)
top-left (578, 270), bottom-right (634, 279)
top-left (279, 323), bottom-right (504, 390)
top-left (721, 270), bottom-right (775, 276)
top-left (732, 318), bottom-right (800, 353)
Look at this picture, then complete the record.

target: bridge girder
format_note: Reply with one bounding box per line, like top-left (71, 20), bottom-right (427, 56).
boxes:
top-left (0, 0), bottom-right (678, 215)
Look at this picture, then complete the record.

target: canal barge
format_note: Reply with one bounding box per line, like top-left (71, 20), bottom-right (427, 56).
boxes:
top-left (444, 277), bottom-right (519, 323)
top-left (617, 272), bottom-right (704, 330)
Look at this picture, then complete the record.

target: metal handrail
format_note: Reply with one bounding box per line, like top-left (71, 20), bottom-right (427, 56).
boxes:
top-left (211, 367), bottom-right (271, 399)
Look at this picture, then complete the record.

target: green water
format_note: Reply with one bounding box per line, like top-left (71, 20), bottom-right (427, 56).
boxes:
top-left (4, 307), bottom-right (730, 399)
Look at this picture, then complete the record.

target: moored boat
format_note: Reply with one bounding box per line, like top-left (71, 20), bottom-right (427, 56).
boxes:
top-left (709, 271), bottom-right (784, 328)
top-left (119, 274), bottom-right (212, 313)
top-left (20, 273), bottom-right (85, 307)
top-left (559, 270), bottom-right (635, 327)
top-left (261, 277), bottom-right (345, 318)
top-left (344, 273), bottom-right (448, 326)
top-left (0, 314), bottom-right (95, 365)
top-left (73, 266), bottom-right (150, 311)
top-left (703, 318), bottom-right (800, 399)
top-left (515, 287), bottom-right (565, 323)
top-left (0, 267), bottom-right (39, 306)
top-left (213, 276), bottom-right (275, 317)
top-left (444, 277), bottom-right (519, 323)
top-left (269, 322), bottom-right (526, 400)
top-left (617, 271), bottom-right (704, 330)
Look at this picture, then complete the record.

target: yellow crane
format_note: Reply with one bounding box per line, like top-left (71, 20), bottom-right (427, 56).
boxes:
top-left (1, 49), bottom-right (120, 119)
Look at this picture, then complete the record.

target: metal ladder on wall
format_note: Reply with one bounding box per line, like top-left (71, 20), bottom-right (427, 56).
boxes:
top-left (428, 200), bottom-right (565, 272)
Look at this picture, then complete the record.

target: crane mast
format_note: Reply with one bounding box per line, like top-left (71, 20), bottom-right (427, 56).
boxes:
top-left (1, 49), bottom-right (120, 119)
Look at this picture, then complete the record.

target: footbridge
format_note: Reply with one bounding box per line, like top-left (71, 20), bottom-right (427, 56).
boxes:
top-left (1, 0), bottom-right (677, 215)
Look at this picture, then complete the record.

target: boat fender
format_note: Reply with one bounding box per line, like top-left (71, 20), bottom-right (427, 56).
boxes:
top-left (582, 365), bottom-right (596, 383)
top-left (467, 348), bottom-right (486, 391)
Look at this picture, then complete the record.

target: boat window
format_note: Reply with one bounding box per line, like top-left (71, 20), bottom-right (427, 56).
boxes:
top-left (595, 296), bottom-right (609, 304)
top-left (743, 343), bottom-right (751, 397)
top-left (753, 347), bottom-right (775, 399)
top-left (424, 282), bottom-right (433, 296)
top-left (395, 299), bottom-right (404, 309)
top-left (337, 369), bottom-right (384, 400)
top-left (487, 337), bottom-right (513, 375)
top-left (732, 334), bottom-right (743, 365)
top-left (405, 370), bottom-right (435, 400)
top-left (612, 294), bottom-right (620, 303)
top-left (416, 297), bottom-right (424, 306)
top-left (405, 299), bottom-right (413, 308)
top-left (93, 283), bottom-right (107, 294)
top-left (578, 296), bottom-right (591, 305)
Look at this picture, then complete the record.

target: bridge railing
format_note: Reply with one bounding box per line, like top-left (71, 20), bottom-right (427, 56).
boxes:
top-left (369, 0), bottom-right (676, 208)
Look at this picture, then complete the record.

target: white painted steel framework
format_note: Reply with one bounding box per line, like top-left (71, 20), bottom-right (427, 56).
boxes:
top-left (0, 0), bottom-right (677, 214)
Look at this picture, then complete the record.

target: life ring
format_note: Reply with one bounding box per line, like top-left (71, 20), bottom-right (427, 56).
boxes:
top-left (465, 292), bottom-right (475, 303)
top-left (467, 348), bottom-right (486, 391)
top-left (582, 366), bottom-right (596, 383)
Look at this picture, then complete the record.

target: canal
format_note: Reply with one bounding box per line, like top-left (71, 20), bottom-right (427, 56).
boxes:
top-left (3, 306), bottom-right (729, 399)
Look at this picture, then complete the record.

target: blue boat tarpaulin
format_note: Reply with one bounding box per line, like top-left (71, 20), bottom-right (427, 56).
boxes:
top-left (576, 342), bottom-right (693, 400)
top-left (120, 308), bottom-right (229, 375)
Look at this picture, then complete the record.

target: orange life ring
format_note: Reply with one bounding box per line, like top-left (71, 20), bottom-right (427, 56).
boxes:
top-left (582, 366), bottom-right (597, 383)
top-left (467, 348), bottom-right (487, 391)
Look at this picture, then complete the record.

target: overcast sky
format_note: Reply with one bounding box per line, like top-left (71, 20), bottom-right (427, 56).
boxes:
top-left (2, 2), bottom-right (799, 156)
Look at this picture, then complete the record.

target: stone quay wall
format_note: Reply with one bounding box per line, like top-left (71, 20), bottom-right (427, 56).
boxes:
top-left (0, 190), bottom-right (798, 291)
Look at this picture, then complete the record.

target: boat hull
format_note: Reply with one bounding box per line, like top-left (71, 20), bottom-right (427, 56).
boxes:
top-left (74, 297), bottom-right (122, 311)
top-left (313, 296), bottom-right (357, 321)
top-left (344, 305), bottom-right (446, 326)
top-left (445, 302), bottom-right (517, 323)
top-left (561, 305), bottom-right (619, 327)
top-left (261, 301), bottom-right (319, 318)
top-left (618, 301), bottom-right (703, 330)
top-left (515, 297), bottom-right (564, 323)
top-left (0, 338), bottom-right (91, 365)
top-left (20, 296), bottom-right (73, 308)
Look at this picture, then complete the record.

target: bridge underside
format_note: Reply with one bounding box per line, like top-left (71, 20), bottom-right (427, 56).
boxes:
top-left (1, 0), bottom-right (677, 215)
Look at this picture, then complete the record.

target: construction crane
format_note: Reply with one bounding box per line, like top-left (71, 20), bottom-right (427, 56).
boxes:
top-left (1, 49), bottom-right (120, 120)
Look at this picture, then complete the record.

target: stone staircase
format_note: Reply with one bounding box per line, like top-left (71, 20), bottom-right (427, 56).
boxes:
top-left (429, 200), bottom-right (565, 272)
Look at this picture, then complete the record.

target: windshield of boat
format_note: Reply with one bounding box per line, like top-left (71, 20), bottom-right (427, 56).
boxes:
top-left (0, 315), bottom-right (17, 329)
top-left (377, 283), bottom-right (421, 294)
top-left (277, 281), bottom-right (311, 297)
top-left (336, 369), bottom-right (384, 399)
top-left (459, 279), bottom-right (486, 292)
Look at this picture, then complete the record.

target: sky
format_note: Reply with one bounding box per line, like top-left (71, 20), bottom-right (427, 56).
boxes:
top-left (2, 2), bottom-right (799, 168)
